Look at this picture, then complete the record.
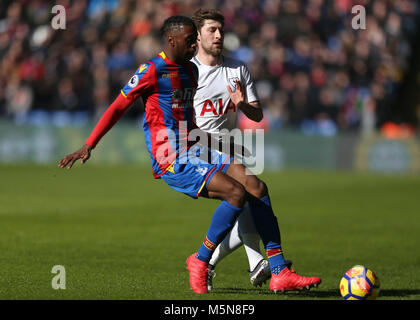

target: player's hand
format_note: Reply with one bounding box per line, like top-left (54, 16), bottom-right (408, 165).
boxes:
top-left (58, 144), bottom-right (92, 170)
top-left (227, 80), bottom-right (245, 106)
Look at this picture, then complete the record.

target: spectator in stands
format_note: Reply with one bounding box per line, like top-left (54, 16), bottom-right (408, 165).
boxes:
top-left (0, 0), bottom-right (418, 132)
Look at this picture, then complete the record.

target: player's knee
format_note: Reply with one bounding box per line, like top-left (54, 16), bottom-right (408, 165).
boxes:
top-left (226, 182), bottom-right (246, 209)
top-left (246, 177), bottom-right (268, 199)
top-left (255, 180), bottom-right (268, 198)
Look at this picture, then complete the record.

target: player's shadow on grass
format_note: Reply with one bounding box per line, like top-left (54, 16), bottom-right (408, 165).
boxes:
top-left (215, 287), bottom-right (338, 298)
top-left (215, 288), bottom-right (420, 299)
top-left (379, 289), bottom-right (420, 298)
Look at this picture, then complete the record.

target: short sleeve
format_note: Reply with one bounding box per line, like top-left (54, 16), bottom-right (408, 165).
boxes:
top-left (241, 64), bottom-right (259, 103)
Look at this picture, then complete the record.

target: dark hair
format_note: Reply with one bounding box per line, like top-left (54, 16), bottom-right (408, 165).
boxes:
top-left (160, 15), bottom-right (197, 37)
top-left (192, 8), bottom-right (225, 31)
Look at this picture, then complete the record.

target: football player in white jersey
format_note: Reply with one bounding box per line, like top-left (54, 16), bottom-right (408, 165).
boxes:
top-left (191, 9), bottom-right (292, 290)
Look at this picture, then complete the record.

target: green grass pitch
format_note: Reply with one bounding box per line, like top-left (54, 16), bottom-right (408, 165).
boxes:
top-left (0, 164), bottom-right (419, 300)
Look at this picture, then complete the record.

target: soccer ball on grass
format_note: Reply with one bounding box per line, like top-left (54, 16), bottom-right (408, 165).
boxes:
top-left (339, 265), bottom-right (380, 300)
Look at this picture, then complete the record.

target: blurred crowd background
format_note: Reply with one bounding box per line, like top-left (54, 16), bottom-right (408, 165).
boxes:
top-left (1, 0), bottom-right (420, 136)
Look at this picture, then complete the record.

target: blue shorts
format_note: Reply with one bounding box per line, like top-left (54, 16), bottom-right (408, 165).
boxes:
top-left (161, 144), bottom-right (233, 199)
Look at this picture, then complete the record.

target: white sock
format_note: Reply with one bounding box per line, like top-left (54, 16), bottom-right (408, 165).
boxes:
top-left (209, 219), bottom-right (242, 266)
top-left (237, 202), bottom-right (265, 271)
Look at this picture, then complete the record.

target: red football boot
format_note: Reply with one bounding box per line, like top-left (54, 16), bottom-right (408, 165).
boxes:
top-left (185, 253), bottom-right (209, 294)
top-left (270, 267), bottom-right (321, 293)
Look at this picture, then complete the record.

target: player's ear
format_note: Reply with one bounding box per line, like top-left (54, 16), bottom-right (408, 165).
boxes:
top-left (166, 31), bottom-right (176, 47)
top-left (196, 30), bottom-right (201, 42)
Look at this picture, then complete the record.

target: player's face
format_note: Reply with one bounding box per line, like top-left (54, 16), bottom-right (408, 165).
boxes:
top-left (197, 20), bottom-right (224, 57)
top-left (170, 25), bottom-right (197, 62)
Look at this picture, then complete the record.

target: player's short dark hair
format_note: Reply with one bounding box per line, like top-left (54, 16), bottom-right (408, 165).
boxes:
top-left (192, 8), bottom-right (225, 32)
top-left (160, 15), bottom-right (196, 37)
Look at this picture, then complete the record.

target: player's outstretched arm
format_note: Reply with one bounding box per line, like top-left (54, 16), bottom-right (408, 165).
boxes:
top-left (58, 144), bottom-right (92, 170)
top-left (58, 93), bottom-right (133, 170)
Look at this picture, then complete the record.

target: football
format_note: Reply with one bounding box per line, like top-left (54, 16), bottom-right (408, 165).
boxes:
top-left (339, 265), bottom-right (380, 300)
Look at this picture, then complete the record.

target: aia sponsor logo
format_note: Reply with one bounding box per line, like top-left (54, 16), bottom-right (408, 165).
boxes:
top-left (199, 99), bottom-right (236, 116)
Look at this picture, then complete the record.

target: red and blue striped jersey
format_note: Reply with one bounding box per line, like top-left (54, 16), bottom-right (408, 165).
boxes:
top-left (86, 51), bottom-right (198, 178)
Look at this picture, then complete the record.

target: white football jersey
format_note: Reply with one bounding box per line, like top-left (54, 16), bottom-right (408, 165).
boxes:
top-left (191, 55), bottom-right (259, 136)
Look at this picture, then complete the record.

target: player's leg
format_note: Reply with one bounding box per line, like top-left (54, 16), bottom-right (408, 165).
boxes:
top-left (209, 202), bottom-right (264, 271)
top-left (195, 170), bottom-right (245, 263)
top-left (161, 145), bottom-right (250, 293)
top-left (209, 201), bottom-right (291, 289)
top-left (208, 203), bottom-right (270, 286)
top-left (208, 220), bottom-right (242, 269)
top-left (196, 170), bottom-right (269, 291)
top-left (237, 203), bottom-right (272, 286)
top-left (237, 203), bottom-right (264, 271)
top-left (186, 170), bottom-right (247, 293)
top-left (206, 219), bottom-right (241, 290)
top-left (225, 162), bottom-right (287, 273)
top-left (225, 162), bottom-right (322, 292)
